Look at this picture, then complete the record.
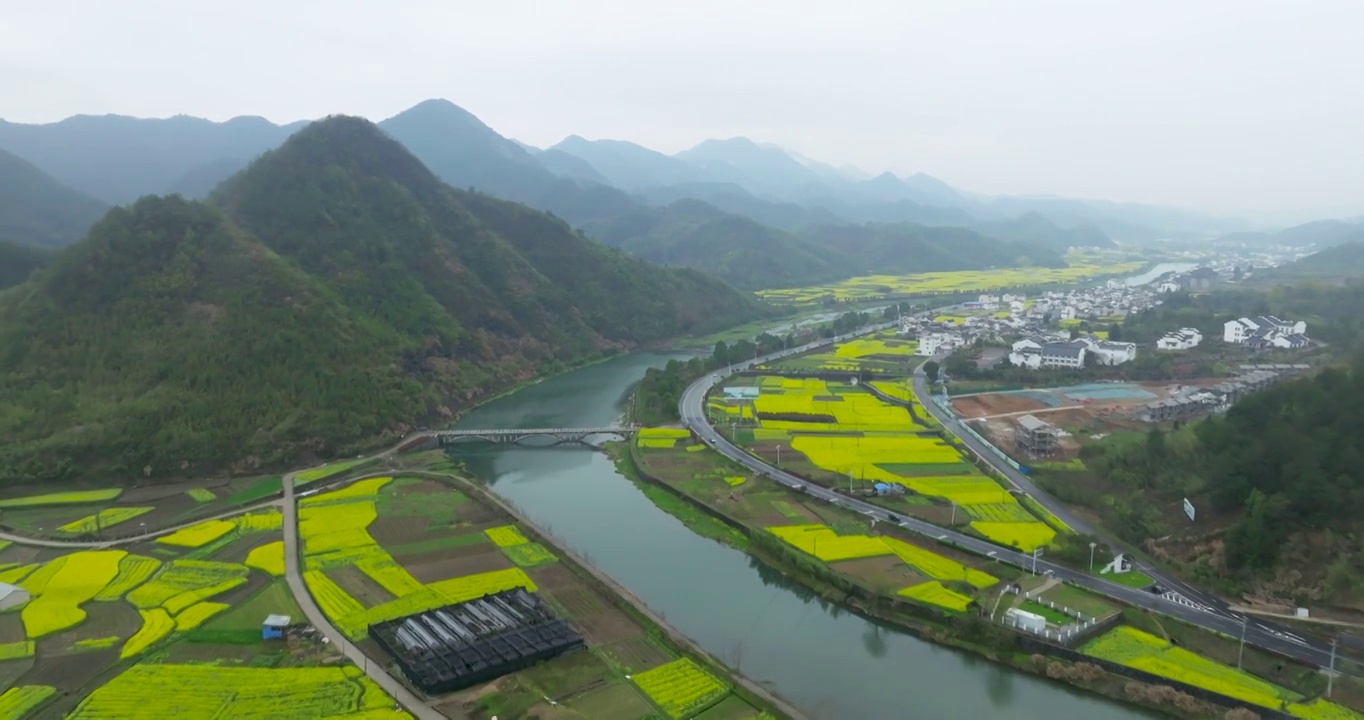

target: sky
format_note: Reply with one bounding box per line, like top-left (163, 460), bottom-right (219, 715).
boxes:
top-left (3, 0), bottom-right (1363, 223)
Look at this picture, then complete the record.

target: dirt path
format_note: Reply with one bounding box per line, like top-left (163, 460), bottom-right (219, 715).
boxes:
top-left (0, 498), bottom-right (283, 548)
top-left (1231, 605), bottom-right (1364, 630)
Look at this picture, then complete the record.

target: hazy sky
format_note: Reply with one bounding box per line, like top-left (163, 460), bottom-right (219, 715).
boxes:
top-left (4, 0), bottom-right (1363, 222)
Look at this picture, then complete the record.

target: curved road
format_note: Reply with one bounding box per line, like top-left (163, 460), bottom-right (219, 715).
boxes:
top-left (680, 331), bottom-right (1347, 671)
top-left (0, 498), bottom-right (282, 549)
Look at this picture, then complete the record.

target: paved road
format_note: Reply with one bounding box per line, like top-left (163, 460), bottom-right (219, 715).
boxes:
top-left (281, 469), bottom-right (447, 720)
top-left (680, 329), bottom-right (1349, 671)
top-left (0, 498), bottom-right (282, 549)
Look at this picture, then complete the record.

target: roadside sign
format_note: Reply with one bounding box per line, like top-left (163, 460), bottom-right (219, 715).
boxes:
top-left (1183, 498), bottom-right (1196, 522)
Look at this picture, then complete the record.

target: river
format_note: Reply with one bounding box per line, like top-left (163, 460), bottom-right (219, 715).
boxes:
top-left (449, 353), bottom-right (1159, 719)
top-left (1124, 262), bottom-right (1198, 286)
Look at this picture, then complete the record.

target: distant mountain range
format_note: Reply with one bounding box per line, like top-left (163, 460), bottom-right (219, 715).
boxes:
top-left (1256, 239), bottom-right (1364, 283)
top-left (1215, 219), bottom-right (1364, 248)
top-left (0, 98), bottom-right (1274, 290)
top-left (0, 116), bottom-right (763, 483)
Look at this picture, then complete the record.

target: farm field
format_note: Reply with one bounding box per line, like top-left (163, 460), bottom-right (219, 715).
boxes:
top-left (632, 439), bottom-right (1013, 620)
top-left (0, 498), bottom-right (389, 719)
top-left (300, 473), bottom-right (775, 720)
top-left (766, 331), bottom-right (922, 374)
top-left (1082, 626), bottom-right (1363, 718)
top-left (755, 257), bottom-right (1147, 305)
top-left (715, 375), bottom-right (1055, 551)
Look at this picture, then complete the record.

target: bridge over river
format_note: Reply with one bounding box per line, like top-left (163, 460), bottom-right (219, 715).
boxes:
top-left (430, 426), bottom-right (640, 446)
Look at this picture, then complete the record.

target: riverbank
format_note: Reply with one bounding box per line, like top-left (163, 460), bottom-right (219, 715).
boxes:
top-left (612, 439), bottom-right (1262, 720)
top-left (407, 464), bottom-right (809, 720)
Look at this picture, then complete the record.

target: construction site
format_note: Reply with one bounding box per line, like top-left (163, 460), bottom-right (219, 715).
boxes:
top-left (950, 366), bottom-right (1311, 462)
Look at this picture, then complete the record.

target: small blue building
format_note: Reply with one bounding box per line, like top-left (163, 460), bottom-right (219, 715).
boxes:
top-left (262, 614), bottom-right (291, 640)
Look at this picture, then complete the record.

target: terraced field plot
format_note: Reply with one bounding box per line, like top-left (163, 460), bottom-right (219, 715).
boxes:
top-left (736, 376), bottom-right (1055, 550)
top-left (66, 664), bottom-right (409, 719)
top-left (765, 524), bottom-right (993, 613)
top-left (1082, 626), bottom-right (1318, 712)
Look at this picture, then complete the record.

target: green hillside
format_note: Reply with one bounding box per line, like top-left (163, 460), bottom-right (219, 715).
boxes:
top-left (0, 147), bottom-right (107, 248)
top-left (0, 116), bottom-right (764, 485)
top-left (0, 242), bottom-right (54, 288)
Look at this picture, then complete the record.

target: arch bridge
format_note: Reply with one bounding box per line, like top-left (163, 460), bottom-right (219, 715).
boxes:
top-left (431, 426), bottom-right (641, 446)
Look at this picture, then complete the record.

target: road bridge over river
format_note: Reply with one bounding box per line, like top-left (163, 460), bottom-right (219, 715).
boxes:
top-left (430, 426), bottom-right (638, 446)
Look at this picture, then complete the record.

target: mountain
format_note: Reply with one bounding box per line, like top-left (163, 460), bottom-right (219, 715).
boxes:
top-left (1217, 219), bottom-right (1364, 248)
top-left (378, 100), bottom-right (640, 226)
top-left (675, 137), bottom-right (827, 198)
top-left (0, 242), bottom-right (53, 288)
top-left (1258, 241), bottom-right (1364, 282)
top-left (552, 136), bottom-right (712, 190)
top-left (0, 116), bottom-right (764, 484)
top-left (802, 223), bottom-right (1068, 273)
top-left (585, 199), bottom-right (1068, 290)
top-left (0, 114), bottom-right (305, 203)
top-left (0, 148), bottom-right (107, 248)
top-left (583, 199), bottom-right (845, 289)
top-left (532, 148), bottom-right (612, 185)
top-left (969, 212), bottom-right (1114, 251)
top-left (636, 182), bottom-right (846, 232)
top-left (166, 158), bottom-right (251, 199)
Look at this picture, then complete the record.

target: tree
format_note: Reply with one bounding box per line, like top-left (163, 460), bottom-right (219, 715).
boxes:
top-left (1108, 323), bottom-right (1123, 341)
top-left (923, 360), bottom-right (940, 383)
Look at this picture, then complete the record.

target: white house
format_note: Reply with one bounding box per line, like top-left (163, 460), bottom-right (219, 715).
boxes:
top-left (1157, 281), bottom-right (1180, 294)
top-left (1009, 348), bottom-right (1043, 369)
top-left (1009, 300), bottom-right (1026, 313)
top-left (1157, 328), bottom-right (1203, 351)
top-left (1059, 306), bottom-right (1077, 320)
top-left (1224, 316), bottom-right (1309, 346)
top-left (0, 582), bottom-right (28, 611)
top-left (1040, 341), bottom-right (1087, 369)
top-left (918, 333), bottom-right (958, 356)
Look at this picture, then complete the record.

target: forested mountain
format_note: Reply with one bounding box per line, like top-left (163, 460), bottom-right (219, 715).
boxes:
top-left (584, 199), bottom-right (1069, 289)
top-left (0, 116), bottom-right (764, 485)
top-left (0, 114), bottom-right (304, 203)
top-left (0, 242), bottom-right (53, 288)
top-left (377, 99), bottom-right (640, 227)
top-left (584, 200), bottom-right (844, 289)
top-left (551, 136), bottom-right (711, 190)
top-left (1086, 358), bottom-right (1364, 593)
top-left (0, 148), bottom-right (107, 248)
top-left (1257, 241), bottom-right (1364, 282)
top-left (531, 148), bottom-right (612, 185)
top-left (968, 212), bottom-right (1114, 251)
top-left (1218, 220), bottom-right (1364, 250)
top-left (803, 223), bottom-right (1068, 272)
top-left (675, 137), bottom-right (825, 197)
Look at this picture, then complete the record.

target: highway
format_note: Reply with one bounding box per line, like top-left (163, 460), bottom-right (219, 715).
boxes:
top-left (679, 324), bottom-right (1349, 671)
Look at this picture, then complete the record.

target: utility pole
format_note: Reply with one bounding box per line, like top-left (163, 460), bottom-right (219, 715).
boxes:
top-left (950, 502), bottom-right (957, 526)
top-left (1089, 542), bottom-right (1098, 573)
top-left (1237, 615), bottom-right (1248, 670)
top-left (775, 444), bottom-right (781, 466)
top-left (1032, 547), bottom-right (1044, 575)
top-left (1328, 636), bottom-right (1339, 697)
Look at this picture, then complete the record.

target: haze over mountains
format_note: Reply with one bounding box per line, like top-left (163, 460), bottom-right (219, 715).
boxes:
top-left (0, 116), bottom-right (762, 482)
top-left (0, 98), bottom-right (1280, 291)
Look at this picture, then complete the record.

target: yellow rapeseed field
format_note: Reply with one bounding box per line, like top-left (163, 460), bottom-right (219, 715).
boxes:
top-left (0, 489), bottom-right (121, 508)
top-left (897, 581), bottom-right (972, 612)
top-left (882, 538), bottom-right (997, 588)
top-left (156, 519), bottom-right (237, 548)
top-left (21, 550), bottom-right (125, 638)
top-left (173, 602), bottom-right (230, 631)
top-left (638, 428), bottom-right (690, 439)
top-left (120, 608), bottom-right (175, 659)
top-left (66, 663), bottom-right (410, 719)
top-left (95, 555), bottom-right (161, 601)
top-left (1082, 627), bottom-right (1299, 710)
top-left (57, 507), bottom-right (154, 534)
top-left (245, 541), bottom-right (286, 577)
top-left (484, 525), bottom-right (529, 547)
top-left (0, 686), bottom-right (56, 718)
top-left (970, 521), bottom-right (1056, 552)
top-left (631, 658), bottom-right (730, 719)
top-left (767, 525), bottom-right (892, 562)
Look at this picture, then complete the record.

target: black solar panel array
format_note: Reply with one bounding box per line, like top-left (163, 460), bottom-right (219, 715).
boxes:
top-left (370, 588), bottom-right (585, 695)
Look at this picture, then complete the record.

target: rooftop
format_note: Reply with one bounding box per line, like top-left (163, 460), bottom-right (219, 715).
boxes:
top-left (264, 614), bottom-right (292, 627)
